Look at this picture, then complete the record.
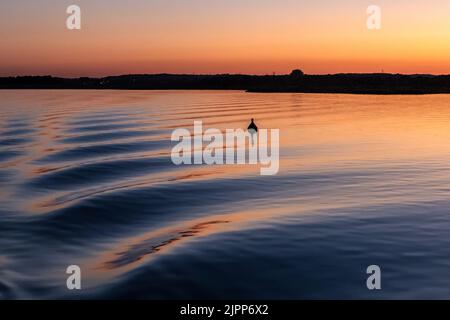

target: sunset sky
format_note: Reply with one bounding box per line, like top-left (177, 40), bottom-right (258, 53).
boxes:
top-left (1, 0), bottom-right (450, 77)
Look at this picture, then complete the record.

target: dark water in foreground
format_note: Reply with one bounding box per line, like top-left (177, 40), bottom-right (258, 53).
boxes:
top-left (1, 90), bottom-right (450, 299)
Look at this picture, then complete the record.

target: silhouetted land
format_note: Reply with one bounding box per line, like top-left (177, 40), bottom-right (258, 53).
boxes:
top-left (2, 73), bottom-right (450, 94)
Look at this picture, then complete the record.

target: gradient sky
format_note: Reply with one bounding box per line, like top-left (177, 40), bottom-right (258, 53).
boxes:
top-left (1, 0), bottom-right (450, 76)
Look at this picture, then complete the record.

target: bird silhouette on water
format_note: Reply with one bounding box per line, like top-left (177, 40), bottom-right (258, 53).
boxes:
top-left (248, 118), bottom-right (258, 132)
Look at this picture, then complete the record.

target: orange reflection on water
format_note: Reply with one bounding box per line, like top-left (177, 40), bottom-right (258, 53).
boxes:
top-left (3, 90), bottom-right (450, 294)
top-left (2, 91), bottom-right (450, 217)
top-left (81, 205), bottom-right (307, 288)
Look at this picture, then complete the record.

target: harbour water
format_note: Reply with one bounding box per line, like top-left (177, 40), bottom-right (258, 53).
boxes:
top-left (1, 90), bottom-right (450, 299)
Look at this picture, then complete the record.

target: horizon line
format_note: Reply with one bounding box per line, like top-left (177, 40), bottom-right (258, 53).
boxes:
top-left (3, 72), bottom-right (450, 79)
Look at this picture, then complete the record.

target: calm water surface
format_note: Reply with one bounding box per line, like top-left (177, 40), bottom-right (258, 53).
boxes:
top-left (1, 90), bottom-right (450, 299)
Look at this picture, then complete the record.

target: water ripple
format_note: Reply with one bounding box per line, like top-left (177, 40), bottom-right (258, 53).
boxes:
top-left (1, 90), bottom-right (450, 299)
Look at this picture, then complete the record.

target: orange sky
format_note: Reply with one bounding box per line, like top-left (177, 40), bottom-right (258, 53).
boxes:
top-left (1, 0), bottom-right (450, 76)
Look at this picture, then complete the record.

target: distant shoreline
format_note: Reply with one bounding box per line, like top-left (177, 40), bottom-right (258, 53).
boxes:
top-left (2, 73), bottom-right (450, 94)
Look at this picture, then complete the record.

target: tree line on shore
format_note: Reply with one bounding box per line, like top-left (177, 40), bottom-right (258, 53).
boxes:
top-left (2, 70), bottom-right (450, 94)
